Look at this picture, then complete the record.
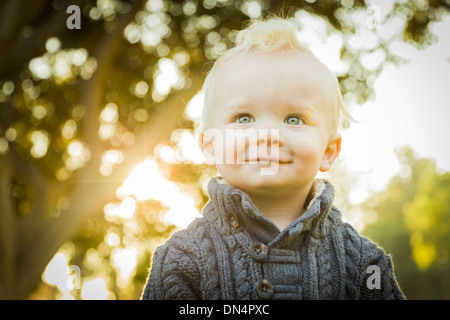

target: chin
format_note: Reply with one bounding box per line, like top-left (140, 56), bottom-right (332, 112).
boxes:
top-left (218, 165), bottom-right (315, 194)
top-left (230, 173), bottom-right (296, 194)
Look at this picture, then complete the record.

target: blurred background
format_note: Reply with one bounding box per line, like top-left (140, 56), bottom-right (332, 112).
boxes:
top-left (0, 0), bottom-right (449, 300)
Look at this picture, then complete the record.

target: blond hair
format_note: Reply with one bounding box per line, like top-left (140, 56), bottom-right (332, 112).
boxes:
top-left (201, 17), bottom-right (351, 134)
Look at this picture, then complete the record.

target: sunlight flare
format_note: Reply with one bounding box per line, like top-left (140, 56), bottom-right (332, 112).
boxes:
top-left (118, 157), bottom-right (201, 228)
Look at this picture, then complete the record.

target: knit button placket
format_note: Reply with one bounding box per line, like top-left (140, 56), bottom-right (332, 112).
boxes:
top-left (255, 279), bottom-right (274, 299)
top-left (249, 242), bottom-right (268, 261)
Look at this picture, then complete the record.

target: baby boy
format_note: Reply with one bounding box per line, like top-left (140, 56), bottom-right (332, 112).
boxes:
top-left (142, 17), bottom-right (405, 300)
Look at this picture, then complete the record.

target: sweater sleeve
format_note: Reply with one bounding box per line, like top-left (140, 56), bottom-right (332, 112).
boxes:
top-left (141, 236), bottom-right (201, 300)
top-left (358, 236), bottom-right (406, 300)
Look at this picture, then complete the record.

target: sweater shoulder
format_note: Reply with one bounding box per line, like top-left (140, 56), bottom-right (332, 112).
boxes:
top-left (337, 222), bottom-right (405, 299)
top-left (335, 220), bottom-right (398, 289)
top-left (141, 217), bottom-right (212, 299)
top-left (161, 216), bottom-right (212, 253)
top-left (339, 221), bottom-right (387, 258)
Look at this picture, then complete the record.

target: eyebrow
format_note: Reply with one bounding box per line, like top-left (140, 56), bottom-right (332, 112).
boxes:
top-left (223, 103), bottom-right (247, 112)
top-left (223, 100), bottom-right (317, 115)
top-left (282, 101), bottom-right (316, 115)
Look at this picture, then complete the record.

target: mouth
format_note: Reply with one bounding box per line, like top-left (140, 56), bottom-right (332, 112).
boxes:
top-left (245, 157), bottom-right (292, 164)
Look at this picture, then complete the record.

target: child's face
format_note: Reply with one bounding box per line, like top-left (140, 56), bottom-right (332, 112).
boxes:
top-left (201, 51), bottom-right (341, 196)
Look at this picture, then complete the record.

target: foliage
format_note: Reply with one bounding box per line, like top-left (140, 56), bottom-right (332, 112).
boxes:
top-left (361, 147), bottom-right (450, 299)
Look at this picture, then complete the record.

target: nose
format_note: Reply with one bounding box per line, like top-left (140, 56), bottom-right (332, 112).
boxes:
top-left (257, 127), bottom-right (284, 147)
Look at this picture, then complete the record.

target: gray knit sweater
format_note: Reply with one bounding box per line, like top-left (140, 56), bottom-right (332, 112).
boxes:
top-left (141, 177), bottom-right (405, 300)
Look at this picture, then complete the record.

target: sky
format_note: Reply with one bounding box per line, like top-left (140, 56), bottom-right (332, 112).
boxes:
top-left (337, 14), bottom-right (450, 204)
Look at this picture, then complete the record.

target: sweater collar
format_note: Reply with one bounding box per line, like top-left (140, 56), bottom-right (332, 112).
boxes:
top-left (203, 176), bottom-right (339, 247)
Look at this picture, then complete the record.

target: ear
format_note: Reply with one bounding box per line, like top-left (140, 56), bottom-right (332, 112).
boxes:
top-left (319, 133), bottom-right (341, 172)
top-left (198, 131), bottom-right (216, 167)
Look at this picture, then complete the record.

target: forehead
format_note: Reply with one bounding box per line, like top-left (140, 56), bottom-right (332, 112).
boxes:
top-left (211, 50), bottom-right (336, 114)
top-left (217, 49), bottom-right (329, 82)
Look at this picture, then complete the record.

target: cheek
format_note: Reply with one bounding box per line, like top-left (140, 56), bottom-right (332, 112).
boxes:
top-left (290, 135), bottom-right (324, 164)
top-left (219, 131), bottom-right (249, 163)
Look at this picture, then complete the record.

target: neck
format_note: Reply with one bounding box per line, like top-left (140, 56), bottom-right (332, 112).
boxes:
top-left (247, 182), bottom-right (314, 231)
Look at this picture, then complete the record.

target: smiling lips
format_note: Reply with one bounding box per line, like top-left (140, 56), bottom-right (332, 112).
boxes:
top-left (244, 157), bottom-right (292, 164)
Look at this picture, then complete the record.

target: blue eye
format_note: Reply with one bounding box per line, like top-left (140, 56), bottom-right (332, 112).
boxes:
top-left (236, 114), bottom-right (254, 124)
top-left (285, 116), bottom-right (304, 125)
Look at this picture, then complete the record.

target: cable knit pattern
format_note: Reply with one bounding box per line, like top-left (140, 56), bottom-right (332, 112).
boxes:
top-left (141, 177), bottom-right (405, 300)
top-left (317, 237), bottom-right (333, 299)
